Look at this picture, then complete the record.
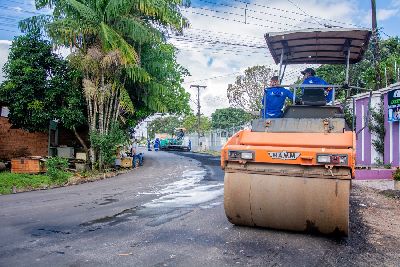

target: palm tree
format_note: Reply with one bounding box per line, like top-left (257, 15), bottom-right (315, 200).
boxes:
top-left (20, 0), bottom-right (190, 167)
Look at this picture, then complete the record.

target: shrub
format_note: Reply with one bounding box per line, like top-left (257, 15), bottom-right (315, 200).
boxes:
top-left (46, 157), bottom-right (70, 182)
top-left (393, 168), bottom-right (400, 181)
top-left (90, 123), bottom-right (129, 169)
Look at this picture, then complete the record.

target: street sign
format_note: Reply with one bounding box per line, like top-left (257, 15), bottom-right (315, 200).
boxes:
top-left (388, 89), bottom-right (400, 122)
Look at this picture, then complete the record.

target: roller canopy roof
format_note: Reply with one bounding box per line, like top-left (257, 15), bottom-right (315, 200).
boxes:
top-left (265, 28), bottom-right (371, 65)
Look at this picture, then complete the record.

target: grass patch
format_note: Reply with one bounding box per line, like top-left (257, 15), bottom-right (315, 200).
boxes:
top-left (0, 171), bottom-right (71, 195)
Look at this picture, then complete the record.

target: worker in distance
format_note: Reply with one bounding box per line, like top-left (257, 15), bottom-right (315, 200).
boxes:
top-left (261, 75), bottom-right (293, 118)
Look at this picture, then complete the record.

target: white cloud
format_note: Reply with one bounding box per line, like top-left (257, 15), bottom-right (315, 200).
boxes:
top-left (170, 0), bottom-right (361, 115)
top-left (11, 6), bottom-right (23, 13)
top-left (392, 0), bottom-right (400, 7)
top-left (377, 8), bottom-right (399, 21)
top-left (0, 41), bottom-right (11, 83)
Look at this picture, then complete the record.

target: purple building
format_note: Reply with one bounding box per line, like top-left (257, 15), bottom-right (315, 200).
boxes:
top-left (354, 82), bottom-right (400, 179)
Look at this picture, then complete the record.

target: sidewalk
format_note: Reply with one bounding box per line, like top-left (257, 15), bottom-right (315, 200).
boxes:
top-left (353, 179), bottom-right (395, 190)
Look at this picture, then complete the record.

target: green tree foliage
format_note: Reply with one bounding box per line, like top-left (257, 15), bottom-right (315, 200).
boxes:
top-left (21, 0), bottom-right (191, 119)
top-left (90, 123), bottom-right (129, 169)
top-left (316, 37), bottom-right (400, 96)
top-left (182, 114), bottom-right (211, 134)
top-left (21, 0), bottom-right (191, 168)
top-left (147, 116), bottom-right (182, 138)
top-left (127, 43), bottom-right (191, 125)
top-left (0, 30), bottom-right (86, 133)
top-left (227, 66), bottom-right (274, 112)
top-left (211, 108), bottom-right (252, 129)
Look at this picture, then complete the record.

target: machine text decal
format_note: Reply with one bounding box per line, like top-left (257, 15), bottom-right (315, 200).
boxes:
top-left (268, 151), bottom-right (300, 160)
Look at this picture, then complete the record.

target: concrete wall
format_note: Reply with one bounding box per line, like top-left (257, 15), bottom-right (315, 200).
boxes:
top-left (354, 82), bottom-right (400, 167)
top-left (355, 97), bottom-right (373, 165)
top-left (186, 126), bottom-right (245, 152)
top-left (384, 92), bottom-right (400, 166)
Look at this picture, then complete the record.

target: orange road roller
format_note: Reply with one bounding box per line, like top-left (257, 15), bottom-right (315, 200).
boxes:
top-left (221, 28), bottom-right (372, 236)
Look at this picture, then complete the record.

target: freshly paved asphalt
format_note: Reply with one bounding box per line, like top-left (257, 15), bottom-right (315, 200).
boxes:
top-left (0, 150), bottom-right (395, 266)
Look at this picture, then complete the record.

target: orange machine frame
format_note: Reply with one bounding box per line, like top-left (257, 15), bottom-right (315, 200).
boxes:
top-left (221, 129), bottom-right (356, 177)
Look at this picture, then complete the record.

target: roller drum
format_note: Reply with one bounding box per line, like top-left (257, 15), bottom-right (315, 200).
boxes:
top-left (224, 171), bottom-right (350, 236)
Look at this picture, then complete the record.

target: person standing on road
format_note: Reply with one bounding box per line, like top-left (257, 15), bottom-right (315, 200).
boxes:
top-left (154, 138), bottom-right (160, 152)
top-left (301, 68), bottom-right (333, 104)
top-left (261, 76), bottom-right (293, 118)
top-left (147, 138), bottom-right (152, 151)
top-left (131, 139), bottom-right (143, 168)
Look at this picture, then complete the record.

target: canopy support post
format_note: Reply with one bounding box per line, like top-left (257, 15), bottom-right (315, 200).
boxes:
top-left (280, 64), bottom-right (287, 84)
top-left (278, 47), bottom-right (284, 80)
top-left (352, 97), bottom-right (355, 131)
top-left (344, 39), bottom-right (352, 99)
top-left (345, 48), bottom-right (351, 84)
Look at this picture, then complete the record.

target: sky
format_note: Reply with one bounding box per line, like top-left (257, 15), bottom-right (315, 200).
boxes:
top-left (0, 0), bottom-right (399, 116)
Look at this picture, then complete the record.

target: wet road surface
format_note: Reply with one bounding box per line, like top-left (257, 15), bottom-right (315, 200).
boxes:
top-left (0, 151), bottom-right (398, 266)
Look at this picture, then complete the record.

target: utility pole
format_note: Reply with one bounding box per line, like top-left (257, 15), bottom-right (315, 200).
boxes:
top-left (371, 0), bottom-right (382, 90)
top-left (190, 85), bottom-right (207, 145)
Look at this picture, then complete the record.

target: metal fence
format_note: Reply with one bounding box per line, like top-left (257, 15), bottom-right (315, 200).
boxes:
top-left (186, 125), bottom-right (248, 152)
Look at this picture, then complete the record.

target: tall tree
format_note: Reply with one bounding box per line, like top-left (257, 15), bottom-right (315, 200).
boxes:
top-left (211, 108), bottom-right (252, 129)
top-left (227, 65), bottom-right (274, 112)
top-left (21, 0), bottom-right (190, 168)
top-left (147, 116), bottom-right (181, 138)
top-left (0, 31), bottom-right (86, 147)
top-left (182, 114), bottom-right (211, 134)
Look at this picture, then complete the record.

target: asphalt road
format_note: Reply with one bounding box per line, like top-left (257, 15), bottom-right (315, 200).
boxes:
top-left (0, 150), bottom-right (398, 266)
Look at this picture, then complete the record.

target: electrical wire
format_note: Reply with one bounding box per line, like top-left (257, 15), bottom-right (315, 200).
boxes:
top-left (183, 71), bottom-right (242, 84)
top-left (183, 9), bottom-right (290, 31)
top-left (186, 27), bottom-right (263, 42)
top-left (191, 4), bottom-right (300, 30)
top-left (173, 35), bottom-right (266, 49)
top-left (195, 0), bottom-right (339, 29)
top-left (230, 0), bottom-right (363, 28)
top-left (286, 0), bottom-right (325, 27)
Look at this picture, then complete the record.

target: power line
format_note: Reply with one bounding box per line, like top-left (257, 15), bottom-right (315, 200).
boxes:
top-left (171, 35), bottom-right (265, 50)
top-left (0, 28), bottom-right (19, 33)
top-left (286, 0), bottom-right (325, 27)
top-left (230, 0), bottom-right (363, 28)
top-left (173, 42), bottom-right (266, 56)
top-left (7, 0), bottom-right (36, 6)
top-left (174, 35), bottom-right (266, 49)
top-left (186, 27), bottom-right (263, 42)
top-left (193, 2), bottom-right (301, 29)
top-left (175, 32), bottom-right (264, 45)
top-left (0, 5), bottom-right (47, 16)
top-left (195, 0), bottom-right (346, 29)
top-left (183, 9), bottom-right (289, 31)
top-left (175, 46), bottom-right (268, 58)
top-left (184, 72), bottom-right (242, 84)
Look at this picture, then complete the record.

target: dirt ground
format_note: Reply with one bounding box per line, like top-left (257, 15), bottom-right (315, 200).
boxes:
top-left (348, 183), bottom-right (400, 266)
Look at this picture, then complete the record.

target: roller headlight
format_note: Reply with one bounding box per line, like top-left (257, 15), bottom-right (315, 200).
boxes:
top-left (317, 155), bottom-right (331, 163)
top-left (228, 150), bottom-right (254, 160)
top-left (317, 154), bottom-right (348, 165)
top-left (241, 152), bottom-right (254, 160)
